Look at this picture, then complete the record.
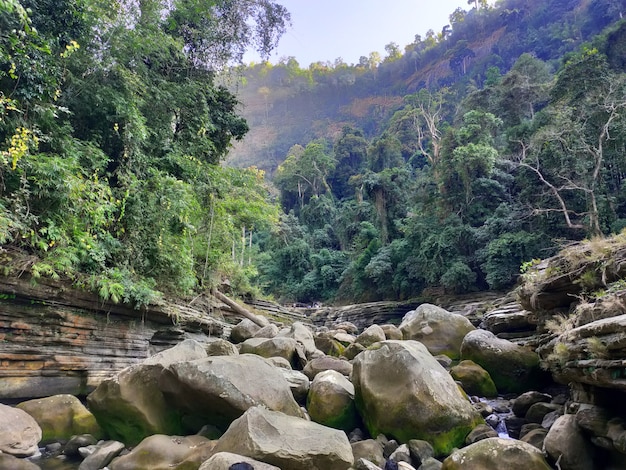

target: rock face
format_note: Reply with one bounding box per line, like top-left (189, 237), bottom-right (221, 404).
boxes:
top-left (0, 275), bottom-right (226, 400)
top-left (213, 406), bottom-right (354, 470)
top-left (16, 394), bottom-right (102, 442)
top-left (0, 403), bottom-right (42, 457)
top-left (441, 437), bottom-right (552, 470)
top-left (460, 329), bottom-right (545, 394)
top-left (159, 354), bottom-right (304, 431)
top-left (399, 304), bottom-right (475, 359)
top-left (352, 340), bottom-right (483, 456)
top-left (310, 300), bottom-right (422, 330)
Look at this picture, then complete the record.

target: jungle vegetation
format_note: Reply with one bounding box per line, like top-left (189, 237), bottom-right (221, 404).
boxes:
top-left (1, 0), bottom-right (625, 306)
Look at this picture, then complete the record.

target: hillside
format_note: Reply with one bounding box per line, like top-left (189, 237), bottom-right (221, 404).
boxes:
top-left (226, 0), bottom-right (623, 174)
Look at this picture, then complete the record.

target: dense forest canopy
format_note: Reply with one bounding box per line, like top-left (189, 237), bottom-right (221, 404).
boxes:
top-left (0, 0), bottom-right (288, 305)
top-left (1, 0), bottom-right (625, 307)
top-left (230, 0), bottom-right (626, 304)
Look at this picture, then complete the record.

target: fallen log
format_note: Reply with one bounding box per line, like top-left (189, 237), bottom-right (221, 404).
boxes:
top-left (213, 290), bottom-right (268, 327)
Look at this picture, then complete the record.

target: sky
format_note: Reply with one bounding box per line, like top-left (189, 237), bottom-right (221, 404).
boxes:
top-left (246, 0), bottom-right (473, 67)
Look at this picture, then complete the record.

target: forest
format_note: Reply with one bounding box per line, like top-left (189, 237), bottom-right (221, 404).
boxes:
top-left (1, 0), bottom-right (626, 307)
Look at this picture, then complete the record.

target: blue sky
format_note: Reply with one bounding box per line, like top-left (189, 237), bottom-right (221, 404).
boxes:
top-left (246, 0), bottom-right (473, 67)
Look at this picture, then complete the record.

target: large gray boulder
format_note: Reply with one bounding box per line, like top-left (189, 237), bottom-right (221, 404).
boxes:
top-left (355, 324), bottom-right (386, 347)
top-left (280, 321), bottom-right (318, 357)
top-left (213, 406), bottom-right (354, 470)
top-left (109, 434), bottom-right (215, 470)
top-left (143, 338), bottom-right (207, 366)
top-left (239, 337), bottom-right (298, 364)
top-left (230, 319), bottom-right (261, 343)
top-left (159, 354), bottom-right (304, 431)
top-left (399, 304), bottom-right (475, 359)
top-left (87, 364), bottom-right (180, 444)
top-left (0, 403), bottom-right (42, 457)
top-left (17, 394), bottom-right (102, 443)
top-left (441, 437), bottom-right (552, 469)
top-left (352, 340), bottom-right (483, 456)
top-left (307, 370), bottom-right (359, 431)
top-left (303, 355), bottom-right (353, 380)
top-left (460, 329), bottom-right (545, 394)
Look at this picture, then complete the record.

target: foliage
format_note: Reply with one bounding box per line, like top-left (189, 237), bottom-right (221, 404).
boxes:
top-left (0, 0), bottom-right (288, 305)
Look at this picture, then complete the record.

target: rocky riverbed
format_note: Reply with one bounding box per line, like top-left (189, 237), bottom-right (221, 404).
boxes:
top-left (2, 235), bottom-right (626, 470)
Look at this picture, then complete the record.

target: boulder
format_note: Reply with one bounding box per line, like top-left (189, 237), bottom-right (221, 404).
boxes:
top-left (213, 406), bottom-right (354, 470)
top-left (205, 338), bottom-right (239, 356)
top-left (351, 439), bottom-right (385, 467)
top-left (303, 356), bottom-right (353, 380)
top-left (307, 370), bottom-right (359, 431)
top-left (159, 354), bottom-right (304, 431)
top-left (230, 319), bottom-right (261, 343)
top-left (407, 439), bottom-right (435, 467)
top-left (355, 325), bottom-right (386, 347)
top-left (352, 340), bottom-right (483, 456)
top-left (199, 452), bottom-right (281, 470)
top-left (313, 335), bottom-right (346, 357)
top-left (399, 304), bottom-right (475, 359)
top-left (343, 342), bottom-right (367, 360)
top-left (0, 403), bottom-right (42, 457)
top-left (17, 394), bottom-right (102, 442)
top-left (281, 322), bottom-right (318, 357)
top-left (109, 434), bottom-right (215, 470)
top-left (143, 338), bottom-right (207, 366)
top-left (64, 434), bottom-right (98, 457)
top-left (511, 391), bottom-right (552, 417)
top-left (87, 364), bottom-right (180, 444)
top-left (441, 437), bottom-right (552, 470)
top-left (239, 337), bottom-right (298, 364)
top-left (380, 324), bottom-right (403, 340)
top-left (544, 414), bottom-right (597, 470)
top-left (252, 323), bottom-right (280, 338)
top-left (449, 360), bottom-right (498, 397)
top-left (520, 428), bottom-right (548, 449)
top-left (460, 329), bottom-right (545, 394)
top-left (278, 368), bottom-right (310, 403)
top-left (78, 440), bottom-right (125, 470)
top-left (525, 402), bottom-right (563, 424)
top-left (0, 454), bottom-right (41, 470)
top-left (465, 424), bottom-right (498, 444)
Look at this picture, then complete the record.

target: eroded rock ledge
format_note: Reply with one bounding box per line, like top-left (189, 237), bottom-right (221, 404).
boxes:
top-left (0, 275), bottom-right (229, 399)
